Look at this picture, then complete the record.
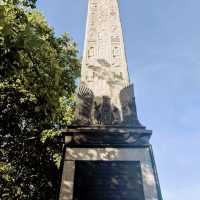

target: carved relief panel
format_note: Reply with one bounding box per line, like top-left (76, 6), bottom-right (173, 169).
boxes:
top-left (112, 45), bottom-right (121, 65)
top-left (113, 46), bottom-right (121, 57)
top-left (88, 47), bottom-right (95, 58)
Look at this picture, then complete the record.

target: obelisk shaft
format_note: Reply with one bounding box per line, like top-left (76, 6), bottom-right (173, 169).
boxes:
top-left (81, 0), bottom-right (129, 112)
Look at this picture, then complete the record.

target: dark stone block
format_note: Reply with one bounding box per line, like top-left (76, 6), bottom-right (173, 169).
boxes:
top-left (73, 161), bottom-right (145, 200)
top-left (62, 126), bottom-right (152, 147)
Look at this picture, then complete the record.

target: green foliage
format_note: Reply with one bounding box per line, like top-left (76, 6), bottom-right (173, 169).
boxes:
top-left (0, 1), bottom-right (80, 199)
top-left (56, 96), bottom-right (76, 126)
top-left (0, 0), bottom-right (37, 8)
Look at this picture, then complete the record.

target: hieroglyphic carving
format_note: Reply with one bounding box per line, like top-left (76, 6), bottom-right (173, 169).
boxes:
top-left (90, 2), bottom-right (97, 11)
top-left (87, 0), bottom-right (124, 65)
top-left (113, 71), bottom-right (123, 81)
top-left (111, 35), bottom-right (120, 43)
top-left (86, 69), bottom-right (95, 82)
top-left (88, 29), bottom-right (96, 42)
top-left (98, 0), bottom-right (109, 23)
top-left (113, 46), bottom-right (120, 57)
top-left (80, 0), bottom-right (131, 124)
top-left (98, 32), bottom-right (103, 40)
top-left (88, 47), bottom-right (95, 57)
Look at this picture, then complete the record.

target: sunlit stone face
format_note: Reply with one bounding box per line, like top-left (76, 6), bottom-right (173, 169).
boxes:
top-left (81, 0), bottom-right (130, 114)
top-left (73, 0), bottom-right (142, 126)
top-left (59, 148), bottom-right (159, 200)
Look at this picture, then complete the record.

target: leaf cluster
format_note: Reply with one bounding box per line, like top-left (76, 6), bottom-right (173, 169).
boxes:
top-left (1, 0), bottom-right (37, 8)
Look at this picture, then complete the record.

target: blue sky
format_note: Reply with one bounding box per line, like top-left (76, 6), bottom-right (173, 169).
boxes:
top-left (37, 1), bottom-right (200, 199)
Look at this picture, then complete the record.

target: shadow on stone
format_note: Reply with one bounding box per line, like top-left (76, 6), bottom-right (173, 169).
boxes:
top-left (73, 84), bottom-right (143, 128)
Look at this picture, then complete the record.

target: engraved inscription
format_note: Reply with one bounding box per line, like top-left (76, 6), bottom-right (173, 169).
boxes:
top-left (88, 47), bottom-right (95, 57)
top-left (113, 46), bottom-right (121, 57)
top-left (73, 161), bottom-right (145, 200)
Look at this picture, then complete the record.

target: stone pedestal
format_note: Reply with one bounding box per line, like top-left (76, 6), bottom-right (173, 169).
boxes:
top-left (59, 127), bottom-right (162, 200)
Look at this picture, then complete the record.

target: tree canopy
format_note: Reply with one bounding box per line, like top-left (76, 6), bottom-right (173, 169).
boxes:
top-left (0, 0), bottom-right (80, 199)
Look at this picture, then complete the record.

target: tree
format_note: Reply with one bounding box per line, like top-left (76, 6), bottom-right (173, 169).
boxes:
top-left (0, 1), bottom-right (80, 199)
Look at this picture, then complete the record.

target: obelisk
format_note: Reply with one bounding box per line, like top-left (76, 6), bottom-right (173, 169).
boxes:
top-left (74, 0), bottom-right (141, 126)
top-left (81, 0), bottom-right (129, 103)
top-left (59, 0), bottom-right (163, 199)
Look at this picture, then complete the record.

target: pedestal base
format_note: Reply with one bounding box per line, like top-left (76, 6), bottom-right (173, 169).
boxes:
top-left (59, 127), bottom-right (162, 200)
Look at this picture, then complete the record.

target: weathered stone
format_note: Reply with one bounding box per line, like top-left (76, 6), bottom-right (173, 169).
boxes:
top-left (74, 0), bottom-right (142, 127)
